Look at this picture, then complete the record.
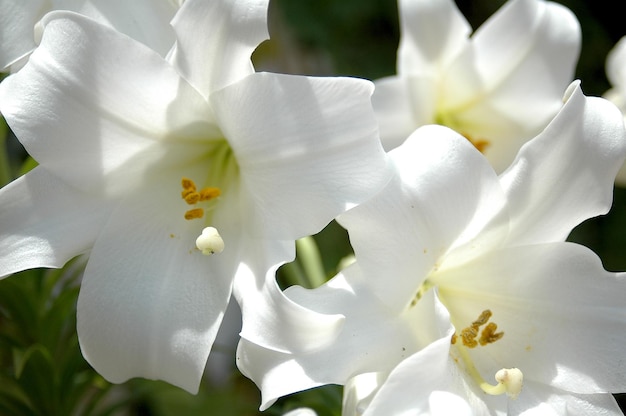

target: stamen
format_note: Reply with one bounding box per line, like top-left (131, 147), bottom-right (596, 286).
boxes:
top-left (462, 133), bottom-right (490, 154)
top-left (479, 322), bottom-right (504, 346)
top-left (196, 227), bottom-right (225, 255)
top-left (183, 191), bottom-right (201, 205)
top-left (184, 208), bottom-right (204, 220)
top-left (182, 177), bottom-right (196, 191)
top-left (180, 177), bottom-right (222, 220)
top-left (199, 187), bottom-right (221, 201)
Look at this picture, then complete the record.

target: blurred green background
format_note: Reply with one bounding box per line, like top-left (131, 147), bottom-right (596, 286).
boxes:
top-left (1, 0), bottom-right (626, 414)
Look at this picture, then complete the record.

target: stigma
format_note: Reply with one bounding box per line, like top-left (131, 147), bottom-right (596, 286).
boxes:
top-left (196, 227), bottom-right (225, 255)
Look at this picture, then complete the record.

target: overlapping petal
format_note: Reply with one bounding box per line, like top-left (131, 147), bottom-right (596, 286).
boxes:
top-left (0, 0), bottom-right (43, 70)
top-left (337, 125), bottom-right (507, 311)
top-left (77, 175), bottom-right (235, 394)
top-left (0, 167), bottom-right (112, 277)
top-left (168, 0), bottom-right (269, 96)
top-left (237, 263), bottom-right (420, 410)
top-left (396, 0), bottom-right (470, 75)
top-left (499, 81), bottom-right (626, 246)
top-left (0, 0), bottom-right (178, 71)
top-left (212, 72), bottom-right (390, 240)
top-left (437, 242), bottom-right (626, 395)
top-left (0, 12), bottom-right (217, 195)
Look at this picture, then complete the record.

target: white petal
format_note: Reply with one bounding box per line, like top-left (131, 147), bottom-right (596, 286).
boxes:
top-left (499, 82), bottom-right (626, 246)
top-left (0, 0), bottom-right (43, 70)
top-left (605, 36), bottom-right (626, 94)
top-left (77, 177), bottom-right (234, 393)
top-left (363, 333), bottom-right (471, 415)
top-left (438, 242), bottom-right (626, 394)
top-left (396, 0), bottom-right (471, 75)
top-left (372, 75), bottom-right (437, 151)
top-left (168, 0), bottom-right (269, 96)
top-left (233, 236), bottom-right (345, 355)
top-left (338, 125), bottom-right (507, 311)
top-left (79, 0), bottom-right (178, 56)
top-left (0, 12), bottom-right (216, 195)
top-left (442, 0), bottom-right (580, 173)
top-left (212, 72), bottom-right (390, 240)
top-left (236, 264), bottom-right (420, 410)
top-left (509, 381), bottom-right (624, 416)
top-left (0, 167), bottom-right (111, 277)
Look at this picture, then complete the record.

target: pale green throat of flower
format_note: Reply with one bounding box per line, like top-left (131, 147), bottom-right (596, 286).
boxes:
top-left (414, 282), bottom-right (524, 399)
top-left (435, 111), bottom-right (490, 154)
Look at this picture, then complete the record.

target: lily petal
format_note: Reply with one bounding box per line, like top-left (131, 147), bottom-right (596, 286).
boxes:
top-left (237, 263), bottom-right (419, 410)
top-left (372, 75), bottom-right (438, 151)
top-left (212, 72), bottom-right (390, 240)
top-left (77, 0), bottom-right (178, 57)
top-left (509, 381), bottom-right (624, 415)
top-left (0, 12), bottom-right (216, 195)
top-left (499, 81), bottom-right (626, 246)
top-left (338, 125), bottom-right (507, 311)
top-left (442, 0), bottom-right (580, 173)
top-left (438, 242), bottom-right (626, 394)
top-left (396, 0), bottom-right (470, 75)
top-left (168, 0), bottom-right (269, 96)
top-left (0, 0), bottom-right (43, 70)
top-left (77, 176), bottom-right (234, 394)
top-left (0, 167), bottom-right (111, 278)
top-left (233, 232), bottom-right (345, 355)
top-left (444, 0), bottom-right (580, 122)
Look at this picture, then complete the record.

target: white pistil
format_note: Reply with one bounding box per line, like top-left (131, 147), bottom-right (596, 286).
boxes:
top-left (196, 227), bottom-right (225, 255)
top-left (456, 343), bottom-right (523, 399)
top-left (494, 368), bottom-right (523, 399)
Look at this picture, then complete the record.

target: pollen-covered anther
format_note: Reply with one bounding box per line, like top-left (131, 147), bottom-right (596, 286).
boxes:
top-left (180, 177), bottom-right (222, 220)
top-left (183, 191), bottom-right (201, 205)
top-left (479, 322), bottom-right (504, 346)
top-left (184, 208), bottom-right (204, 220)
top-left (199, 187), bottom-right (221, 201)
top-left (181, 177), bottom-right (197, 191)
top-left (494, 368), bottom-right (523, 399)
top-left (196, 226), bottom-right (225, 255)
top-left (460, 326), bottom-right (479, 348)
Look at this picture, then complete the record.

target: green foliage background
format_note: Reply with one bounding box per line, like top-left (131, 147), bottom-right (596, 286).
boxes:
top-left (1, 0), bottom-right (625, 414)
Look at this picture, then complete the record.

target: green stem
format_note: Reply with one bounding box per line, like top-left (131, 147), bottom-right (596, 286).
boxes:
top-left (0, 117), bottom-right (13, 186)
top-left (295, 236), bottom-right (327, 288)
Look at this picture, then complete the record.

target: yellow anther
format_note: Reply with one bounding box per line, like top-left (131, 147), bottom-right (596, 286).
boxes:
top-left (462, 133), bottom-right (490, 154)
top-left (199, 187), bottom-right (221, 201)
top-left (184, 208), bottom-right (204, 220)
top-left (479, 322), bottom-right (504, 346)
top-left (453, 309), bottom-right (503, 349)
top-left (182, 177), bottom-right (196, 191)
top-left (460, 326), bottom-right (479, 348)
top-left (472, 310), bottom-right (492, 327)
top-left (183, 191), bottom-right (201, 205)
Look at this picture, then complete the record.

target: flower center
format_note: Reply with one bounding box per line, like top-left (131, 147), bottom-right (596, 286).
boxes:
top-left (180, 177), bottom-right (224, 256)
top-left (451, 310), bottom-right (523, 399)
top-left (181, 177), bottom-right (221, 220)
top-left (434, 112), bottom-right (490, 153)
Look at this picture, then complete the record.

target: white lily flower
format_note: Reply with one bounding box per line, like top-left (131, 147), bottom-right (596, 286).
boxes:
top-left (0, 0), bottom-right (182, 71)
top-left (237, 81), bottom-right (626, 414)
top-left (0, 0), bottom-right (390, 393)
top-left (603, 35), bottom-right (626, 185)
top-left (373, 0), bottom-right (580, 173)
